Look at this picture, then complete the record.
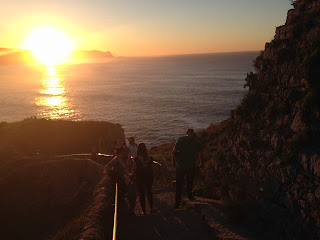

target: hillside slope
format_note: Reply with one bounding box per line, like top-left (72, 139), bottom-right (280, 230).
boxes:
top-left (0, 119), bottom-right (124, 239)
top-left (0, 157), bottom-right (102, 240)
top-left (195, 0), bottom-right (320, 239)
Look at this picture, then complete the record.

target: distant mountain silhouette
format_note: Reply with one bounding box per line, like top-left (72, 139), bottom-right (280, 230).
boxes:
top-left (0, 48), bottom-right (113, 64)
top-left (0, 48), bottom-right (34, 64)
top-left (66, 50), bottom-right (113, 63)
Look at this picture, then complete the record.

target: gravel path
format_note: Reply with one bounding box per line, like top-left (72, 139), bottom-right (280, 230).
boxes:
top-left (116, 187), bottom-right (216, 240)
top-left (113, 185), bottom-right (261, 240)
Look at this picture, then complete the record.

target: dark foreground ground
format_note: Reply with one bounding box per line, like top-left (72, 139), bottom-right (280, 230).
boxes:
top-left (113, 185), bottom-right (262, 240)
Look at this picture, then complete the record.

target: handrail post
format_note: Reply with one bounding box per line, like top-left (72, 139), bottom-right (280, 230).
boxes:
top-left (112, 183), bottom-right (118, 240)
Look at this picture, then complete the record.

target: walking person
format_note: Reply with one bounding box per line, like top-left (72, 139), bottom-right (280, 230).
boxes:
top-left (172, 129), bottom-right (203, 209)
top-left (91, 146), bottom-right (98, 161)
top-left (133, 143), bottom-right (155, 214)
top-left (105, 147), bottom-right (132, 209)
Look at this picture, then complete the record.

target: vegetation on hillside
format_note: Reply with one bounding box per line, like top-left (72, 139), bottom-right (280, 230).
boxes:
top-left (0, 118), bottom-right (124, 158)
top-left (0, 157), bottom-right (102, 240)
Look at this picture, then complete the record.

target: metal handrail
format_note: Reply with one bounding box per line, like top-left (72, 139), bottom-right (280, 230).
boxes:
top-left (55, 153), bottom-right (114, 158)
top-left (112, 183), bottom-right (118, 240)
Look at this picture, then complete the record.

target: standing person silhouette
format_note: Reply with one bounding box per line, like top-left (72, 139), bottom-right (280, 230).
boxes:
top-left (172, 129), bottom-right (203, 209)
top-left (105, 147), bottom-right (129, 206)
top-left (127, 136), bottom-right (137, 172)
top-left (133, 143), bottom-right (155, 214)
top-left (128, 137), bottom-right (138, 158)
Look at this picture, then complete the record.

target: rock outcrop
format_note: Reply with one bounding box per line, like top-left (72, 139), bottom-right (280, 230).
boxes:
top-left (0, 118), bottom-right (124, 156)
top-left (199, 0), bottom-right (320, 239)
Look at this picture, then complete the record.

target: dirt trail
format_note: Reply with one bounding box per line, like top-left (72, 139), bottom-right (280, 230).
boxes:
top-left (114, 186), bottom-right (260, 240)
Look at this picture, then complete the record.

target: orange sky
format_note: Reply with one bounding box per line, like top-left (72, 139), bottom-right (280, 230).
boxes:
top-left (0, 0), bottom-right (291, 56)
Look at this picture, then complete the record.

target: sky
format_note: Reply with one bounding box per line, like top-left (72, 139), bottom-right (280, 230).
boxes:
top-left (0, 0), bottom-right (291, 56)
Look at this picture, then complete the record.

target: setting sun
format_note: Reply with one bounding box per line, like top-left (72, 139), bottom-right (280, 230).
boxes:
top-left (24, 27), bottom-right (72, 66)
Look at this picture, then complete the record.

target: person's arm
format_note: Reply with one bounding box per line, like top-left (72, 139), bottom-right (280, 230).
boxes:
top-left (104, 158), bottom-right (115, 173)
top-left (172, 148), bottom-right (177, 167)
top-left (129, 158), bottom-right (137, 182)
top-left (172, 138), bottom-right (181, 167)
top-left (132, 159), bottom-right (137, 172)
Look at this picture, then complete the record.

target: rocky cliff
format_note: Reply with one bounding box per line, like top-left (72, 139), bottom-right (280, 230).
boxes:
top-left (198, 0), bottom-right (320, 239)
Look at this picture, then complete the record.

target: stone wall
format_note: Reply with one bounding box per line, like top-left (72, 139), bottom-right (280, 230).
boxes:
top-left (80, 174), bottom-right (115, 240)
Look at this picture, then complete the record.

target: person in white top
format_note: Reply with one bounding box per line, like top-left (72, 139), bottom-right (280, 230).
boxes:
top-left (128, 136), bottom-right (138, 159)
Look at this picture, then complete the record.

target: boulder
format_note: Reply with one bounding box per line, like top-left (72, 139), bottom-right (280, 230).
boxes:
top-left (315, 187), bottom-right (320, 199)
top-left (307, 193), bottom-right (315, 204)
top-left (271, 134), bottom-right (282, 150)
top-left (292, 184), bottom-right (302, 199)
top-left (291, 112), bottom-right (306, 132)
top-left (298, 200), bottom-right (308, 210)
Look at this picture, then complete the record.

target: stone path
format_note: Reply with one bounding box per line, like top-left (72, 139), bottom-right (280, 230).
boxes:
top-left (114, 186), bottom-right (260, 240)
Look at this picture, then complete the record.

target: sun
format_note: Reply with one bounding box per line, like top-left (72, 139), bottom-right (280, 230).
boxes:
top-left (24, 27), bottom-right (72, 66)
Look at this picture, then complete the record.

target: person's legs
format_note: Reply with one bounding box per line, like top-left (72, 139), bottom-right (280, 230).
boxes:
top-left (175, 167), bottom-right (185, 208)
top-left (186, 167), bottom-right (196, 200)
top-left (137, 182), bottom-right (146, 213)
top-left (127, 182), bottom-right (136, 213)
top-left (146, 182), bottom-right (153, 211)
top-left (116, 176), bottom-right (127, 204)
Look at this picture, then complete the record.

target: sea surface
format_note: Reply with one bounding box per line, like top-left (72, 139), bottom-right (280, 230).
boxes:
top-left (0, 52), bottom-right (258, 146)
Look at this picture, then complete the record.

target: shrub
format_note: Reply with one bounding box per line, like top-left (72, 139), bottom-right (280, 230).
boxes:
top-left (281, 150), bottom-right (297, 165)
top-left (244, 72), bottom-right (258, 89)
top-left (290, 0), bottom-right (299, 8)
top-left (236, 91), bottom-right (262, 117)
top-left (274, 48), bottom-right (296, 64)
top-left (253, 51), bottom-right (264, 70)
top-left (287, 130), bottom-right (316, 152)
top-left (266, 102), bottom-right (277, 118)
top-left (302, 48), bottom-right (320, 92)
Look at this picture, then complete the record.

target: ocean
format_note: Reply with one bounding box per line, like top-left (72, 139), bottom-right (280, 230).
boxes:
top-left (0, 51), bottom-right (258, 146)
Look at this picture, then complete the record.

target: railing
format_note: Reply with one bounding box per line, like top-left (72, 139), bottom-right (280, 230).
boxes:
top-left (112, 183), bottom-right (118, 240)
top-left (55, 153), bottom-right (113, 158)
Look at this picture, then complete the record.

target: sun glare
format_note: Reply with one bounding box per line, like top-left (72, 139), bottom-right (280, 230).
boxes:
top-left (24, 27), bottom-right (72, 66)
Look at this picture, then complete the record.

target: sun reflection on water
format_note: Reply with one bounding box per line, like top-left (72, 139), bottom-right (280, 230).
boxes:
top-left (35, 66), bottom-right (78, 119)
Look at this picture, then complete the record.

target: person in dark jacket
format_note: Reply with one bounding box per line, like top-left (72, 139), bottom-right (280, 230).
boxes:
top-left (105, 147), bottom-right (129, 207)
top-left (172, 129), bottom-right (203, 209)
top-left (133, 143), bottom-right (155, 214)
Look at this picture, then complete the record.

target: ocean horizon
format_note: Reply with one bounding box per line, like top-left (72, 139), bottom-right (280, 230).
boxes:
top-left (0, 51), bottom-right (258, 146)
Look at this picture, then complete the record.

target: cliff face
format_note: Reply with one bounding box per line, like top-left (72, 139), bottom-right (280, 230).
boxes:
top-left (199, 0), bottom-right (320, 239)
